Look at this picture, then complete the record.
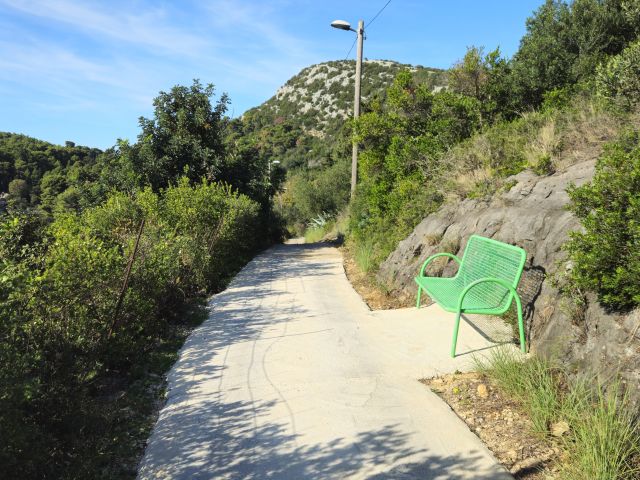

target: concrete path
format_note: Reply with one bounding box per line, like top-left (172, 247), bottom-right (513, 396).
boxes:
top-left (138, 242), bottom-right (514, 479)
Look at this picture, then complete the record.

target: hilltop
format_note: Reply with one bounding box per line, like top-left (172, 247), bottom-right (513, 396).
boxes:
top-left (248, 59), bottom-right (445, 134)
top-left (235, 59), bottom-right (446, 170)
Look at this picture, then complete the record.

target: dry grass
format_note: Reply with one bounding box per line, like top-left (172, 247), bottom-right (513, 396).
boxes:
top-left (453, 166), bottom-right (493, 198)
top-left (444, 97), bottom-right (637, 199)
top-left (341, 245), bottom-right (413, 310)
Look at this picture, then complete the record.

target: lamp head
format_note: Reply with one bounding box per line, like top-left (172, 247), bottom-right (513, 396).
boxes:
top-left (330, 20), bottom-right (352, 31)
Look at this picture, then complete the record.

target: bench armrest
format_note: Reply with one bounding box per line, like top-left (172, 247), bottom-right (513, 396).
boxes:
top-left (456, 277), bottom-right (519, 311)
top-left (419, 252), bottom-right (461, 277)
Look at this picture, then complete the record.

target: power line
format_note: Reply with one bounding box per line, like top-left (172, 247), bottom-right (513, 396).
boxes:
top-left (367, 0), bottom-right (391, 29)
top-left (343, 0), bottom-right (391, 59)
top-left (345, 36), bottom-right (357, 59)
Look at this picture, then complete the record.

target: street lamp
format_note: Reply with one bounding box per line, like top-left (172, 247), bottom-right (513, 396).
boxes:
top-left (331, 18), bottom-right (364, 199)
top-left (268, 160), bottom-right (280, 176)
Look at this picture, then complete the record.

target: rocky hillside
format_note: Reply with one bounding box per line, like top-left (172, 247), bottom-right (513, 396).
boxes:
top-left (247, 60), bottom-right (446, 136)
top-left (250, 60), bottom-right (446, 135)
top-left (377, 158), bottom-right (640, 399)
top-left (236, 60), bottom-right (446, 170)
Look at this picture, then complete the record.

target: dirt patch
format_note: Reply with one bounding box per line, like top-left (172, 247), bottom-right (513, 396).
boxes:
top-left (422, 372), bottom-right (564, 479)
top-left (341, 246), bottom-right (413, 310)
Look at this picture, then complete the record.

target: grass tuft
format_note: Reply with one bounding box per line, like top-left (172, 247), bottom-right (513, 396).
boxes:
top-left (476, 347), bottom-right (640, 478)
top-left (354, 239), bottom-right (375, 274)
top-left (304, 225), bottom-right (327, 243)
top-left (475, 347), bottom-right (560, 434)
top-left (561, 381), bottom-right (640, 480)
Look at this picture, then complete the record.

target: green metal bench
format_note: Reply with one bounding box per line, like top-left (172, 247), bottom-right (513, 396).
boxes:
top-left (414, 235), bottom-right (527, 357)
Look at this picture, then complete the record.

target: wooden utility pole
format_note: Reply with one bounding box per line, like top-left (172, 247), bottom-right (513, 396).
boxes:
top-left (351, 20), bottom-right (364, 199)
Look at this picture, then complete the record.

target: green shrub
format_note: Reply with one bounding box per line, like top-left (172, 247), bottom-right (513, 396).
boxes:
top-left (0, 178), bottom-right (260, 478)
top-left (278, 158), bottom-right (350, 231)
top-left (596, 39), bottom-right (640, 108)
top-left (348, 70), bottom-right (479, 268)
top-left (566, 131), bottom-right (640, 310)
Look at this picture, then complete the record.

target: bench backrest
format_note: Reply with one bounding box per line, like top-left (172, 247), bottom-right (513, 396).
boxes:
top-left (457, 235), bottom-right (527, 309)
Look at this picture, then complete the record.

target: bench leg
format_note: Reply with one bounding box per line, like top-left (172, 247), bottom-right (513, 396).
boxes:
top-left (451, 310), bottom-right (462, 358)
top-left (515, 294), bottom-right (526, 353)
top-left (416, 286), bottom-right (422, 308)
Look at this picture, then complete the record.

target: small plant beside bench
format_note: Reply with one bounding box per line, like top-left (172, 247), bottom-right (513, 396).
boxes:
top-left (415, 235), bottom-right (527, 357)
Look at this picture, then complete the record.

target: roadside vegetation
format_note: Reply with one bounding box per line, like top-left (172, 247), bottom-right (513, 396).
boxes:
top-left (475, 348), bottom-right (640, 479)
top-left (0, 82), bottom-right (284, 478)
top-left (289, 0), bottom-right (640, 273)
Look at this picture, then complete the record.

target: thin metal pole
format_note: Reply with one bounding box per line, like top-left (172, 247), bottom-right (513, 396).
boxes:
top-left (351, 19), bottom-right (364, 199)
top-left (108, 217), bottom-right (145, 338)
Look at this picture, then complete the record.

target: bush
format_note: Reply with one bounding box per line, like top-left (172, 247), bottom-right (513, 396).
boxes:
top-left (277, 158), bottom-right (350, 233)
top-left (0, 178), bottom-right (260, 478)
top-left (566, 131), bottom-right (640, 310)
top-left (348, 70), bottom-right (480, 268)
top-left (596, 39), bottom-right (640, 108)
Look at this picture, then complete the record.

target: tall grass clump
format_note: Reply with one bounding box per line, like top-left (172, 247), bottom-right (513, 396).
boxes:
top-left (561, 381), bottom-right (640, 480)
top-left (476, 348), bottom-right (640, 478)
top-left (354, 239), bottom-right (375, 274)
top-left (475, 348), bottom-right (560, 434)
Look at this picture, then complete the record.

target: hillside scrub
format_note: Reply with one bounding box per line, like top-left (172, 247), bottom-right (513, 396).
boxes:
top-left (0, 179), bottom-right (261, 478)
top-left (0, 81), bottom-right (282, 478)
top-left (346, 71), bottom-right (481, 268)
top-left (445, 91), bottom-right (625, 198)
top-left (339, 0), bottom-right (640, 274)
top-left (565, 130), bottom-right (640, 310)
top-left (0, 132), bottom-right (104, 211)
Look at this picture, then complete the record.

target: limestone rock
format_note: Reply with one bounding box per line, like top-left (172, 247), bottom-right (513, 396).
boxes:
top-left (477, 384), bottom-right (489, 399)
top-left (551, 420), bottom-right (570, 437)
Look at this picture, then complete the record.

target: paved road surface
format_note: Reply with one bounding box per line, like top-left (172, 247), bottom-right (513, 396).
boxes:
top-left (138, 241), bottom-right (513, 479)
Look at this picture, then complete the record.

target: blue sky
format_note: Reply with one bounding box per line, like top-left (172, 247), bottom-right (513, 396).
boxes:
top-left (0, 0), bottom-right (543, 149)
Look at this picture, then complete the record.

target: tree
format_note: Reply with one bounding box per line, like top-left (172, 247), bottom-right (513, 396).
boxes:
top-left (449, 46), bottom-right (488, 100)
top-left (132, 80), bottom-right (229, 190)
top-left (511, 0), bottom-right (574, 108)
top-left (596, 38), bottom-right (640, 107)
top-left (7, 178), bottom-right (29, 209)
top-left (510, 0), bottom-right (636, 109)
top-left (449, 46), bottom-right (515, 122)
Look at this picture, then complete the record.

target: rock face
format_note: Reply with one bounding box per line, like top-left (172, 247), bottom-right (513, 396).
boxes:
top-left (378, 160), bottom-right (640, 395)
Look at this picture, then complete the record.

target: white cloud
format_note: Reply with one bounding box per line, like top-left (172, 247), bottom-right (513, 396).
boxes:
top-left (0, 0), bottom-right (210, 56)
top-left (0, 0), bottom-right (326, 147)
top-left (206, 0), bottom-right (312, 59)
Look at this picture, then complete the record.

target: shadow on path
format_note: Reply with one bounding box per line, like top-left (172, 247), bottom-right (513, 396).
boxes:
top-left (141, 393), bottom-right (502, 479)
top-left (138, 243), bottom-right (511, 479)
